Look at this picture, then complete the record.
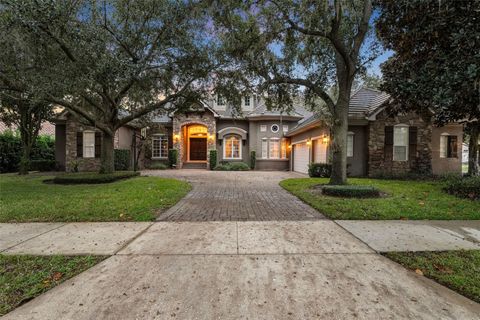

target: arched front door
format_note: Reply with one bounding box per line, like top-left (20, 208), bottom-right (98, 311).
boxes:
top-left (186, 125), bottom-right (208, 161)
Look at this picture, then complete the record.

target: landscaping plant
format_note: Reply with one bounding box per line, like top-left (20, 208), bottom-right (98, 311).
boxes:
top-left (209, 150), bottom-right (217, 170)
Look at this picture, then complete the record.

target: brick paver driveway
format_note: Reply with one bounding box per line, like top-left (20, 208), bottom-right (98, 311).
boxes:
top-left (144, 169), bottom-right (324, 221)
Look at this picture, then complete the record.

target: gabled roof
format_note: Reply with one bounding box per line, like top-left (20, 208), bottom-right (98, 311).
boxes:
top-left (286, 87), bottom-right (390, 136)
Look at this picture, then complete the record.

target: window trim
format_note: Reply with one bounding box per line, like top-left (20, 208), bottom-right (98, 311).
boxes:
top-left (261, 138), bottom-right (268, 158)
top-left (271, 124), bottom-right (280, 133)
top-left (152, 134), bottom-right (168, 159)
top-left (223, 135), bottom-right (242, 160)
top-left (393, 124), bottom-right (409, 161)
top-left (83, 130), bottom-right (95, 159)
top-left (269, 137), bottom-right (280, 159)
top-left (440, 133), bottom-right (458, 159)
top-left (347, 132), bottom-right (354, 158)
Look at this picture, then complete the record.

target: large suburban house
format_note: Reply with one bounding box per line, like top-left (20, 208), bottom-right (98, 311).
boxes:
top-left (53, 87), bottom-right (464, 175)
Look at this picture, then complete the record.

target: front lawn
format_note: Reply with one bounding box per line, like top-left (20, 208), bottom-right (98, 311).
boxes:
top-left (385, 251), bottom-right (480, 303)
top-left (0, 173), bottom-right (191, 222)
top-left (280, 178), bottom-right (480, 220)
top-left (0, 255), bottom-right (105, 316)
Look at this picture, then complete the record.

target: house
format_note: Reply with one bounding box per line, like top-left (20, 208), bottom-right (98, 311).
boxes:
top-left (0, 121), bottom-right (55, 136)
top-left (53, 87), bottom-right (464, 175)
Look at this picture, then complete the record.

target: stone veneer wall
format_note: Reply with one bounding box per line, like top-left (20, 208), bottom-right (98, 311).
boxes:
top-left (65, 118), bottom-right (102, 172)
top-left (368, 110), bottom-right (432, 176)
top-left (172, 111), bottom-right (216, 169)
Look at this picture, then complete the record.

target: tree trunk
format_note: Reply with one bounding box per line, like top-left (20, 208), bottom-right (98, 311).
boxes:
top-left (100, 131), bottom-right (115, 174)
top-left (467, 122), bottom-right (479, 176)
top-left (329, 93), bottom-right (349, 185)
top-left (18, 144), bottom-right (31, 175)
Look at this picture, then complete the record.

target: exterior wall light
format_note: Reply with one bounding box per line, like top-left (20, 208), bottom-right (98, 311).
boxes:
top-left (322, 134), bottom-right (329, 144)
top-left (306, 139), bottom-right (312, 146)
top-left (173, 133), bottom-right (180, 142)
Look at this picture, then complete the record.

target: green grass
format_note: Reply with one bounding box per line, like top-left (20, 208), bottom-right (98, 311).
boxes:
top-left (0, 173), bottom-right (191, 222)
top-left (280, 178), bottom-right (480, 220)
top-left (385, 251), bottom-right (480, 303)
top-left (0, 255), bottom-right (106, 316)
top-left (462, 164), bottom-right (468, 174)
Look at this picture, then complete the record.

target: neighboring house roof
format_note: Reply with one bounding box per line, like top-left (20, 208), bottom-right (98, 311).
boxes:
top-left (0, 121), bottom-right (55, 136)
top-left (286, 87), bottom-right (390, 136)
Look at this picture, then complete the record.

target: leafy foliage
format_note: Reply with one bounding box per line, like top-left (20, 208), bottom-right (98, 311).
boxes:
top-left (308, 163), bottom-right (332, 178)
top-left (214, 162), bottom-right (250, 171)
top-left (114, 149), bottom-right (130, 171)
top-left (212, 0), bottom-right (376, 184)
top-left (0, 131), bottom-right (54, 173)
top-left (52, 171), bottom-right (139, 184)
top-left (209, 150), bottom-right (217, 170)
top-left (321, 185), bottom-right (380, 198)
top-left (250, 150), bottom-right (256, 170)
top-left (146, 162), bottom-right (168, 170)
top-left (168, 149), bottom-right (178, 168)
top-left (443, 176), bottom-right (480, 201)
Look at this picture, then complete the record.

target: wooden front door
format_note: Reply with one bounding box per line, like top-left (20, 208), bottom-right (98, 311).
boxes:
top-left (189, 138), bottom-right (207, 161)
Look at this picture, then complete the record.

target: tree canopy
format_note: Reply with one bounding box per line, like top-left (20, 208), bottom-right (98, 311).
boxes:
top-left (376, 0), bottom-right (480, 174)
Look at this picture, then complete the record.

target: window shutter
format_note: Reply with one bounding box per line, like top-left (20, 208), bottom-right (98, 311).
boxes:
top-left (409, 127), bottom-right (417, 162)
top-left (76, 132), bottom-right (83, 158)
top-left (95, 132), bottom-right (102, 158)
top-left (384, 126), bottom-right (393, 161)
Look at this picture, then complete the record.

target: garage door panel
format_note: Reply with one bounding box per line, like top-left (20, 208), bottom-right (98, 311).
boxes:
top-left (294, 143), bottom-right (309, 174)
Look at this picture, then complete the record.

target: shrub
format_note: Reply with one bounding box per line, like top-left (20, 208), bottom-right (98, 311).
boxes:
top-left (321, 185), bottom-right (381, 198)
top-left (30, 160), bottom-right (56, 172)
top-left (168, 149), bottom-right (178, 168)
top-left (147, 162), bottom-right (168, 170)
top-left (250, 150), bottom-right (256, 169)
top-left (214, 162), bottom-right (250, 171)
top-left (308, 163), bottom-right (332, 178)
top-left (443, 176), bottom-right (480, 200)
top-left (114, 149), bottom-right (131, 170)
top-left (209, 150), bottom-right (217, 170)
top-left (52, 171), bottom-right (140, 184)
top-left (0, 131), bottom-right (55, 173)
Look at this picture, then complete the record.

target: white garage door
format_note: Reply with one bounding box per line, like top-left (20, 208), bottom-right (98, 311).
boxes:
top-left (313, 140), bottom-right (327, 163)
top-left (293, 143), bottom-right (309, 174)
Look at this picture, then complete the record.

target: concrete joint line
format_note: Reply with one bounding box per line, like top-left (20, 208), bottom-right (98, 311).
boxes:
top-left (333, 220), bottom-right (379, 253)
top-left (0, 223), bottom-right (68, 253)
top-left (113, 222), bottom-right (155, 255)
top-left (430, 225), bottom-right (480, 246)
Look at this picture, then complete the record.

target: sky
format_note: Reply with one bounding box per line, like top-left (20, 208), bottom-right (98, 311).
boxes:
top-left (368, 49), bottom-right (393, 76)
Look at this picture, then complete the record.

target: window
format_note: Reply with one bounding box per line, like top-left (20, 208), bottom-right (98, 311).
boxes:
top-left (261, 139), bottom-right (268, 158)
top-left (224, 135), bottom-right (241, 159)
top-left (152, 135), bottom-right (168, 158)
top-left (440, 134), bottom-right (458, 158)
top-left (244, 96), bottom-right (250, 107)
top-left (217, 95), bottom-right (225, 106)
top-left (393, 125), bottom-right (409, 161)
top-left (269, 138), bottom-right (280, 158)
top-left (260, 125), bottom-right (267, 132)
top-left (271, 124), bottom-right (279, 133)
top-left (283, 125), bottom-right (289, 133)
top-left (347, 132), bottom-right (354, 157)
top-left (83, 131), bottom-right (95, 158)
top-left (140, 128), bottom-right (147, 138)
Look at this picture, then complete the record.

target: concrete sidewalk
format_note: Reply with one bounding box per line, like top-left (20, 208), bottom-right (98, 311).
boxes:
top-left (2, 220), bottom-right (480, 319)
top-left (337, 220), bottom-right (480, 252)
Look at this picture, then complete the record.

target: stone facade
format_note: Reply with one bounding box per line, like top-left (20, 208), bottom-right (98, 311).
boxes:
top-left (368, 110), bottom-right (432, 176)
top-left (172, 110), bottom-right (216, 169)
top-left (65, 118), bottom-right (102, 172)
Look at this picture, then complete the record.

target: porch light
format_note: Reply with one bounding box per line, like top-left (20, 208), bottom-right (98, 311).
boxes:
top-left (173, 133), bottom-right (180, 142)
top-left (306, 139), bottom-right (312, 146)
top-left (322, 134), bottom-right (329, 144)
top-left (208, 134), bottom-right (215, 141)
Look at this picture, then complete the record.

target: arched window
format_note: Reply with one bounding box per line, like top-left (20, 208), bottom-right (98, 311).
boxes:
top-left (223, 135), bottom-right (241, 159)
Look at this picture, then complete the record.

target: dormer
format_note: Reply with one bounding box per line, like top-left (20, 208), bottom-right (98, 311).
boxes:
top-left (242, 95), bottom-right (253, 111)
top-left (214, 95), bottom-right (226, 111)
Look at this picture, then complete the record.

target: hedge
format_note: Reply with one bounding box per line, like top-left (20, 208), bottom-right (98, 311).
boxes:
top-left (0, 131), bottom-right (55, 173)
top-left (168, 149), bottom-right (178, 168)
top-left (214, 162), bottom-right (250, 171)
top-left (443, 176), bottom-right (480, 200)
top-left (30, 160), bottom-right (56, 172)
top-left (114, 149), bottom-right (130, 170)
top-left (52, 171), bottom-right (140, 184)
top-left (250, 151), bottom-right (256, 170)
top-left (209, 150), bottom-right (217, 170)
top-left (308, 163), bottom-right (332, 177)
top-left (321, 185), bottom-right (381, 198)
